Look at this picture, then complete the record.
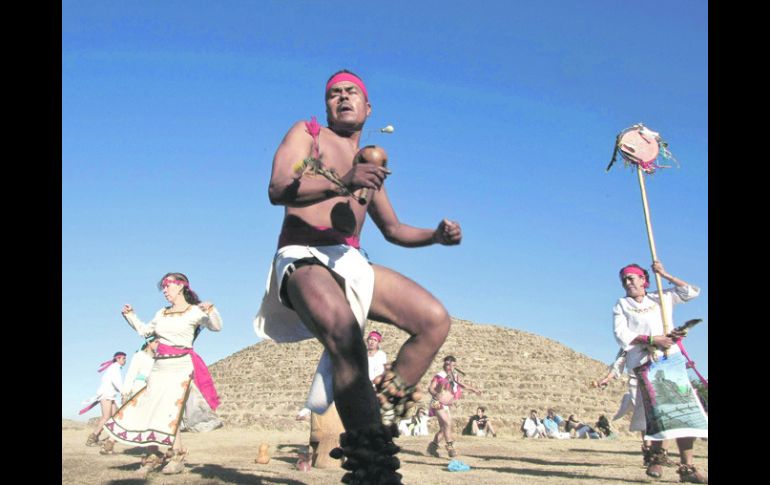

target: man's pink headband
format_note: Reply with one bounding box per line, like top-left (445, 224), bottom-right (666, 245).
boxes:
top-left (620, 266), bottom-right (649, 288)
top-left (367, 331), bottom-right (382, 342)
top-left (326, 73), bottom-right (368, 100)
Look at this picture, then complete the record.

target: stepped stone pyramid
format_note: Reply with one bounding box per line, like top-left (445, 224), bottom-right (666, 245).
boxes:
top-left (208, 318), bottom-right (631, 435)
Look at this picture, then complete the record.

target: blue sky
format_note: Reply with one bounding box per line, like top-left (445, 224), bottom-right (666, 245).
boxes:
top-left (62, 0), bottom-right (708, 419)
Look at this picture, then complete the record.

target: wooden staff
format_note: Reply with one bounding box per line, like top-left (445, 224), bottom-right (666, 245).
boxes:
top-left (635, 166), bottom-right (671, 353)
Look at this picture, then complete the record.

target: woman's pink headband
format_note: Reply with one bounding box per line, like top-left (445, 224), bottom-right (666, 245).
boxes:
top-left (162, 278), bottom-right (189, 288)
top-left (620, 266), bottom-right (649, 288)
top-left (326, 73), bottom-right (368, 100)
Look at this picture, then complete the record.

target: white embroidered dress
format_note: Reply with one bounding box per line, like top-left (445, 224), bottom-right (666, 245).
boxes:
top-left (102, 305), bottom-right (222, 447)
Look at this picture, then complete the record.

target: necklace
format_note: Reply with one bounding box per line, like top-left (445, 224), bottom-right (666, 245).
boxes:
top-left (164, 304), bottom-right (191, 315)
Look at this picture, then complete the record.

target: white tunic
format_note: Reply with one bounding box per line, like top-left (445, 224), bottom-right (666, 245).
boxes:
top-left (612, 284), bottom-right (700, 431)
top-left (124, 305), bottom-right (222, 346)
top-left (613, 284), bottom-right (700, 371)
top-left (96, 362), bottom-right (123, 401)
top-left (122, 350), bottom-right (155, 398)
top-left (367, 349), bottom-right (387, 382)
top-left (80, 361), bottom-right (123, 412)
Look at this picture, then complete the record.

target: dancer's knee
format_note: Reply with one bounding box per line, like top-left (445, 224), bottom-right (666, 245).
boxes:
top-left (421, 302), bottom-right (451, 345)
top-left (322, 317), bottom-right (365, 358)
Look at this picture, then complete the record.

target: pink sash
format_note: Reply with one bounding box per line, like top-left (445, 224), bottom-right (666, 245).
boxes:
top-left (676, 340), bottom-right (708, 389)
top-left (278, 224), bottom-right (361, 249)
top-left (78, 401), bottom-right (99, 415)
top-left (156, 343), bottom-right (221, 411)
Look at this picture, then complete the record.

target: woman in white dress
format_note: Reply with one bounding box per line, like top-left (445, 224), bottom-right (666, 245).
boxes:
top-left (101, 272), bottom-right (222, 476)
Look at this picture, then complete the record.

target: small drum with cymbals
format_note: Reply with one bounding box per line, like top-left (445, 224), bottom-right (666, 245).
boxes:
top-left (607, 123), bottom-right (677, 174)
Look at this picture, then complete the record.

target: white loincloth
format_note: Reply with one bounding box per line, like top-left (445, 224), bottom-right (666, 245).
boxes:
top-left (253, 244), bottom-right (375, 413)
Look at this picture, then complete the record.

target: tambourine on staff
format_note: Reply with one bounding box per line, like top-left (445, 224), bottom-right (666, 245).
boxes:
top-left (606, 123), bottom-right (679, 354)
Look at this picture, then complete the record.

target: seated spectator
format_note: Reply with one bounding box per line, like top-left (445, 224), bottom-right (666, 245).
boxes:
top-left (296, 407), bottom-right (311, 421)
top-left (595, 414), bottom-right (612, 437)
top-left (521, 410), bottom-right (547, 438)
top-left (543, 408), bottom-right (571, 439)
top-left (565, 414), bottom-right (603, 439)
top-left (463, 406), bottom-right (497, 437)
top-left (397, 407), bottom-right (430, 436)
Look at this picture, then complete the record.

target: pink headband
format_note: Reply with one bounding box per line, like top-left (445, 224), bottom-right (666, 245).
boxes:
top-left (97, 353), bottom-right (125, 373)
top-left (620, 266), bottom-right (649, 288)
top-left (326, 73), bottom-right (368, 100)
top-left (367, 331), bottom-right (382, 342)
top-left (162, 278), bottom-right (189, 288)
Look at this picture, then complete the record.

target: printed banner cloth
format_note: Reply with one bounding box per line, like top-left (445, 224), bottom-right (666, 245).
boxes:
top-left (634, 352), bottom-right (708, 440)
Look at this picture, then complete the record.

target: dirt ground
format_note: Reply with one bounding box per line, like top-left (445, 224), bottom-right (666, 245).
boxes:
top-left (62, 425), bottom-right (708, 485)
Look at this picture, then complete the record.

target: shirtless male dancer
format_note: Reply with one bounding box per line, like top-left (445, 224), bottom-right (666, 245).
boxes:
top-left (254, 69), bottom-right (461, 484)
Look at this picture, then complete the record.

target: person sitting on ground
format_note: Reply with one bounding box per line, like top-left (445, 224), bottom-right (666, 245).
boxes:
top-left (465, 406), bottom-right (497, 437)
top-left (521, 410), bottom-right (548, 438)
top-left (595, 414), bottom-right (612, 437)
top-left (296, 407), bottom-right (312, 421)
top-left (397, 407), bottom-right (429, 437)
top-left (543, 408), bottom-right (570, 439)
top-left (565, 414), bottom-right (602, 439)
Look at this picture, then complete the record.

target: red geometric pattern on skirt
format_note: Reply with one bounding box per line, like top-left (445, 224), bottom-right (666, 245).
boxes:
top-left (103, 417), bottom-right (172, 446)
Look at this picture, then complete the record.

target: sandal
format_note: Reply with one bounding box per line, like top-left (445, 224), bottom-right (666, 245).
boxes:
top-left (426, 440), bottom-right (440, 458)
top-left (99, 439), bottom-right (115, 455)
top-left (135, 452), bottom-right (164, 477)
top-left (445, 441), bottom-right (457, 458)
top-left (641, 444), bottom-right (652, 468)
top-left (677, 464), bottom-right (707, 483)
top-left (161, 448), bottom-right (188, 475)
top-left (661, 448), bottom-right (678, 467)
top-left (85, 432), bottom-right (99, 447)
top-left (645, 448), bottom-right (666, 479)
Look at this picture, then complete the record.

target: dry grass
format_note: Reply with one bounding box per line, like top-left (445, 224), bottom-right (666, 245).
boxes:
top-left (62, 425), bottom-right (707, 485)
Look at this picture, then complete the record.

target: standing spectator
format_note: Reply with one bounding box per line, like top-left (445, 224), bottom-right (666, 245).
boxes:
top-left (366, 330), bottom-right (387, 382)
